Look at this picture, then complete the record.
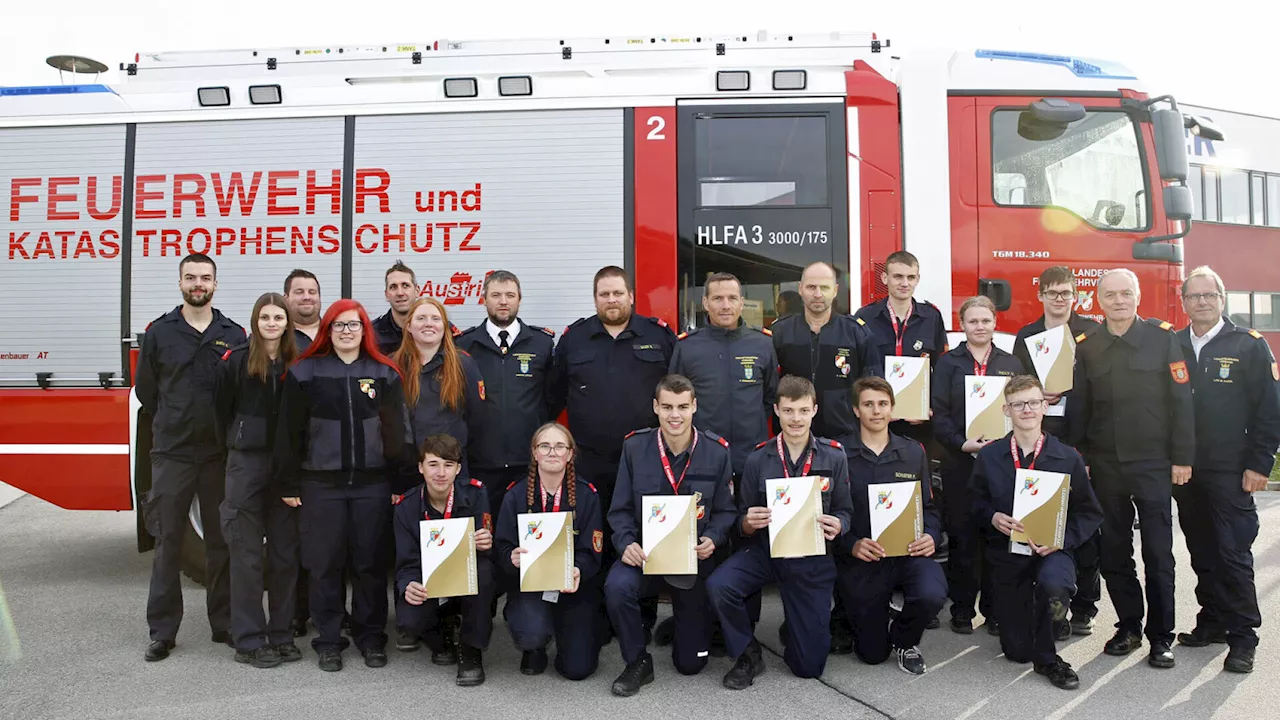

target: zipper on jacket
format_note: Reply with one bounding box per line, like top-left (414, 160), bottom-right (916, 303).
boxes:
top-left (346, 362), bottom-right (356, 485)
top-left (234, 420), bottom-right (244, 446)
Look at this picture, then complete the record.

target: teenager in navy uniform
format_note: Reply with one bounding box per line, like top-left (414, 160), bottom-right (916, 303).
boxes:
top-left (853, 251), bottom-right (948, 445)
top-left (1011, 265), bottom-right (1099, 640)
top-left (708, 375), bottom-right (850, 688)
top-left (1174, 266), bottom-right (1280, 674)
top-left (394, 434), bottom-right (495, 686)
top-left (931, 295), bottom-right (1023, 635)
top-left (371, 260), bottom-right (420, 355)
top-left (771, 260), bottom-right (882, 652)
top-left (283, 269), bottom-right (320, 637)
top-left (136, 253), bottom-right (244, 662)
top-left (603, 375), bottom-right (736, 697)
top-left (213, 293), bottom-right (301, 668)
top-left (496, 423), bottom-right (604, 680)
top-left (835, 377), bottom-right (946, 675)
top-left (971, 375), bottom-right (1103, 690)
top-left (275, 299), bottom-right (417, 673)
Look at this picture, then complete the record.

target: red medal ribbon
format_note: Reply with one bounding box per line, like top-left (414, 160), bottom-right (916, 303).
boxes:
top-left (657, 430), bottom-right (699, 493)
top-left (972, 343), bottom-right (994, 376)
top-left (889, 301), bottom-right (914, 357)
top-left (775, 434), bottom-right (814, 478)
top-left (1010, 433), bottom-right (1045, 471)
top-left (541, 482), bottom-right (563, 513)
top-left (422, 483), bottom-right (456, 520)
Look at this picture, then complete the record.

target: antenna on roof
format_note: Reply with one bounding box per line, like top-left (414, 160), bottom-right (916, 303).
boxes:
top-left (45, 55), bottom-right (108, 85)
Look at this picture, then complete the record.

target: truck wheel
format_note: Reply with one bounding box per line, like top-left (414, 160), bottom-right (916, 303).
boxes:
top-left (180, 497), bottom-right (208, 586)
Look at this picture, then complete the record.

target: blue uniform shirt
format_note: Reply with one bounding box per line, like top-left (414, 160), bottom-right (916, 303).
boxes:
top-left (393, 477), bottom-right (492, 596)
top-left (738, 434), bottom-right (853, 550)
top-left (837, 432), bottom-right (941, 556)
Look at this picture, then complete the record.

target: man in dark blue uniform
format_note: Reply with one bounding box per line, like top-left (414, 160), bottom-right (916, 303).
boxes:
top-left (372, 260), bottom-right (420, 355)
top-left (283, 268), bottom-right (319, 637)
top-left (1174, 266), bottom-right (1280, 674)
top-left (835, 377), bottom-right (946, 675)
top-left (708, 375), bottom-right (850, 688)
top-left (1068, 269), bottom-right (1194, 669)
top-left (971, 375), bottom-right (1103, 690)
top-left (854, 251), bottom-right (948, 445)
top-left (135, 253), bottom-right (245, 662)
top-left (603, 375), bottom-right (736, 697)
top-left (1011, 266), bottom-right (1099, 640)
top-left (456, 270), bottom-right (556, 514)
top-left (772, 261), bottom-right (882, 653)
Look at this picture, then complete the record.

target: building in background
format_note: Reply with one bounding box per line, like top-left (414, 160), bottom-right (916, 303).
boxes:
top-left (1183, 104), bottom-right (1280, 351)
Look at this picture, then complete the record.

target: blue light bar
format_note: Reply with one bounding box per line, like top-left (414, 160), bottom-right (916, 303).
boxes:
top-left (974, 50), bottom-right (1137, 80)
top-left (0, 84), bottom-right (114, 97)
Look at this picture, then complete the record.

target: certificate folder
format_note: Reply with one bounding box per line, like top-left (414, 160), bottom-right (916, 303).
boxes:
top-left (1023, 324), bottom-right (1075, 394)
top-left (964, 375), bottom-right (1011, 442)
top-left (1010, 469), bottom-right (1070, 550)
top-left (867, 481), bottom-right (923, 557)
top-left (642, 495), bottom-right (697, 575)
top-left (886, 356), bottom-right (930, 421)
top-left (765, 476), bottom-right (826, 559)
top-left (420, 517), bottom-right (478, 599)
top-left (518, 511), bottom-right (575, 593)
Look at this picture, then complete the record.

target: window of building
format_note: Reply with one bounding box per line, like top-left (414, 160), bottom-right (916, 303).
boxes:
top-left (1268, 174), bottom-right (1280, 228)
top-left (1188, 165), bottom-right (1203, 221)
top-left (1226, 291), bottom-right (1253, 328)
top-left (1203, 168), bottom-right (1220, 222)
top-left (991, 109), bottom-right (1149, 230)
top-left (1254, 293), bottom-right (1280, 331)
top-left (1252, 173), bottom-right (1266, 225)
top-left (1220, 169), bottom-right (1250, 224)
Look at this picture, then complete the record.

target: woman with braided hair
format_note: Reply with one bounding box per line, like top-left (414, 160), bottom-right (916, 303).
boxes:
top-left (494, 423), bottom-right (605, 680)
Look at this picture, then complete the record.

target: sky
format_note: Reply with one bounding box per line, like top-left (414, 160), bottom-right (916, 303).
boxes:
top-left (0, 0), bottom-right (1275, 117)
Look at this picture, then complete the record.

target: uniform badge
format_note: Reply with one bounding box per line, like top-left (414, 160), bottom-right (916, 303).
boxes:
top-left (835, 353), bottom-right (851, 377)
top-left (520, 358), bottom-right (530, 373)
top-left (913, 339), bottom-right (923, 352)
top-left (483, 512), bottom-right (493, 532)
top-left (1219, 363), bottom-right (1231, 380)
top-left (819, 476), bottom-right (831, 492)
top-left (744, 365), bottom-right (753, 380)
top-left (358, 379), bottom-right (376, 399)
top-left (696, 505), bottom-right (706, 519)
top-left (477, 380), bottom-right (486, 400)
top-left (1169, 360), bottom-right (1189, 385)
top-left (592, 530), bottom-right (603, 553)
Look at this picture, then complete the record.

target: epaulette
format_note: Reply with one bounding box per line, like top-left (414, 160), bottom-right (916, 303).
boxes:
top-left (820, 437), bottom-right (844, 450)
top-left (458, 324), bottom-right (482, 336)
top-left (755, 439), bottom-right (770, 450)
top-left (534, 325), bottom-right (556, 338)
top-left (1075, 331), bottom-right (1089, 343)
top-left (506, 480), bottom-right (519, 491)
top-left (451, 323), bottom-right (462, 338)
top-left (855, 317), bottom-right (867, 326)
top-left (703, 430), bottom-right (730, 449)
top-left (759, 326), bottom-right (772, 336)
top-left (1145, 317), bottom-right (1174, 332)
top-left (625, 427), bottom-right (656, 440)
top-left (221, 349), bottom-right (233, 361)
top-left (586, 482), bottom-right (598, 494)
top-left (654, 316), bottom-right (670, 330)
top-left (1249, 329), bottom-right (1264, 340)
top-left (469, 478), bottom-right (484, 488)
top-left (677, 330), bottom-right (690, 341)
top-left (392, 494), bottom-right (404, 505)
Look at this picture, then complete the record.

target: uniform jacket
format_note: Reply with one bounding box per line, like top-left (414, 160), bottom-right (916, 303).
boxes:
top-left (771, 312), bottom-right (883, 441)
top-left (669, 321), bottom-right (778, 474)
top-left (931, 343), bottom-right (1025, 454)
top-left (837, 432), bottom-right (941, 556)
top-left (1067, 318), bottom-right (1195, 465)
top-left (407, 350), bottom-right (487, 451)
top-left (551, 314), bottom-right (676, 460)
top-left (394, 477), bottom-right (492, 596)
top-left (969, 433), bottom-right (1103, 553)
top-left (275, 352), bottom-right (418, 495)
top-left (212, 343), bottom-right (284, 452)
top-left (495, 475), bottom-right (604, 582)
top-left (455, 319), bottom-right (556, 470)
top-left (854, 297), bottom-right (948, 369)
top-left (607, 427), bottom-right (737, 552)
top-left (372, 309), bottom-right (407, 357)
top-left (738, 434), bottom-right (853, 551)
top-left (1177, 317), bottom-right (1280, 476)
top-left (134, 306), bottom-right (246, 462)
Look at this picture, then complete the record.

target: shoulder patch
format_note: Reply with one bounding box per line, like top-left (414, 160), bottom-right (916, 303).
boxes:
top-left (1160, 321), bottom-right (1174, 331)
top-left (1075, 332), bottom-right (1089, 343)
top-left (469, 478), bottom-right (484, 488)
top-left (760, 327), bottom-right (772, 336)
top-left (587, 482), bottom-right (598, 494)
top-left (677, 331), bottom-right (689, 341)
top-left (477, 379), bottom-right (486, 400)
top-left (538, 326), bottom-right (556, 338)
top-left (482, 512), bottom-right (493, 533)
top-left (1249, 329), bottom-right (1264, 340)
top-left (1170, 360), bottom-right (1189, 384)
top-left (855, 317), bottom-right (867, 326)
top-left (451, 323), bottom-right (462, 338)
top-left (221, 349), bottom-right (233, 361)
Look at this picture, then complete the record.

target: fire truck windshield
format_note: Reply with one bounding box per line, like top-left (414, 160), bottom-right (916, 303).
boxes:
top-left (992, 109), bottom-right (1150, 232)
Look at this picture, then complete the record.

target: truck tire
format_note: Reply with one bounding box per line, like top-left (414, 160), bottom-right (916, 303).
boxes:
top-left (180, 497), bottom-right (208, 586)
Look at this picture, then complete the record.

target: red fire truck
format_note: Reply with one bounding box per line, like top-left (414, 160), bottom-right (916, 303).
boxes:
top-left (0, 31), bottom-right (1213, 572)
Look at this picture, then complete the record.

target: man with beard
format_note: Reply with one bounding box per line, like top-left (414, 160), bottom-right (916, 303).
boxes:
top-left (136, 253), bottom-right (246, 662)
top-left (456, 270), bottom-right (557, 518)
top-left (372, 261), bottom-right (420, 355)
top-left (284, 269), bottom-right (323, 351)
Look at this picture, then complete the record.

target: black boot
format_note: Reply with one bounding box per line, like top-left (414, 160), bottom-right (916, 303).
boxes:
top-left (722, 640), bottom-right (765, 690)
top-left (611, 653), bottom-right (655, 697)
top-left (456, 644), bottom-right (485, 686)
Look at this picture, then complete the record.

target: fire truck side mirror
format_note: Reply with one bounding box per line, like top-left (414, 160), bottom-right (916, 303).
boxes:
top-left (1152, 108), bottom-right (1189, 182)
top-left (1163, 184), bottom-right (1194, 223)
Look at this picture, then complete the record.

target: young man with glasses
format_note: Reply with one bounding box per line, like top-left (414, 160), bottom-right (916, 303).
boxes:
top-left (1013, 266), bottom-right (1099, 639)
top-left (1173, 266), bottom-right (1280, 674)
top-left (971, 375), bottom-right (1102, 690)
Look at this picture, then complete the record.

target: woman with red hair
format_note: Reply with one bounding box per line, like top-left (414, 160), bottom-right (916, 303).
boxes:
top-left (275, 299), bottom-right (417, 673)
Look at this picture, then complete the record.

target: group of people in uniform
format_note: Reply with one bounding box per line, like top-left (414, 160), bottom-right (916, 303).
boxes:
top-left (134, 249), bottom-right (1279, 696)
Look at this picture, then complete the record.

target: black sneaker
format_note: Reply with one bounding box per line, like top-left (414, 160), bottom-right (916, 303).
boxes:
top-left (274, 643), bottom-right (303, 663)
top-left (396, 631), bottom-right (421, 652)
top-left (144, 640), bottom-right (173, 662)
top-left (211, 631), bottom-right (233, 647)
top-left (1104, 630), bottom-right (1143, 656)
top-left (1177, 627), bottom-right (1228, 647)
top-left (235, 646), bottom-right (283, 669)
top-left (950, 616), bottom-right (974, 634)
top-left (520, 649), bottom-right (548, 676)
top-left (722, 640), bottom-right (765, 690)
top-left (611, 653), bottom-right (655, 697)
top-left (1070, 615), bottom-right (1095, 636)
top-left (317, 648), bottom-right (343, 672)
top-left (456, 644), bottom-right (485, 687)
top-left (1148, 641), bottom-right (1175, 669)
top-left (1035, 656), bottom-right (1080, 690)
top-left (925, 616), bottom-right (940, 630)
top-left (362, 646), bottom-right (388, 668)
top-left (895, 645), bottom-right (927, 675)
top-left (1224, 646), bottom-right (1255, 674)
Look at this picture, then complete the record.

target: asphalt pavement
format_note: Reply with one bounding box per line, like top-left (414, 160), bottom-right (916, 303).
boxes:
top-left (2, 493), bottom-right (1277, 720)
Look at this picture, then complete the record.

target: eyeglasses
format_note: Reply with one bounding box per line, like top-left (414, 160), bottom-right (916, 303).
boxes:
top-left (1006, 399), bottom-right (1045, 412)
top-left (1040, 291), bottom-right (1073, 301)
top-left (331, 320), bottom-right (364, 333)
top-left (1182, 292), bottom-right (1222, 304)
top-left (536, 443), bottom-right (572, 456)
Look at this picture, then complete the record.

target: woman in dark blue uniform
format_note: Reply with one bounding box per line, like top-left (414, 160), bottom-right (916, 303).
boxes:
top-left (931, 295), bottom-right (1024, 635)
top-left (495, 423), bottom-right (604, 680)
